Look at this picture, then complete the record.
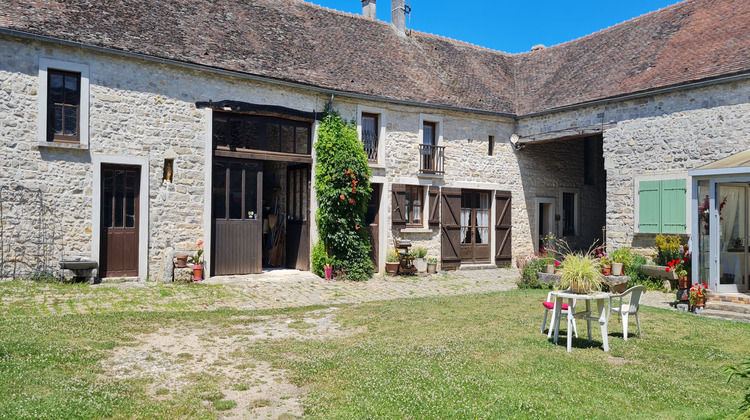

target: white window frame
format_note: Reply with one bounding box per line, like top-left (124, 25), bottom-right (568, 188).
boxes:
top-left (356, 105), bottom-right (387, 167)
top-left (633, 172), bottom-right (691, 235)
top-left (418, 113), bottom-right (443, 147)
top-left (92, 154), bottom-right (150, 280)
top-left (560, 188), bottom-right (579, 238)
top-left (38, 58), bottom-right (90, 149)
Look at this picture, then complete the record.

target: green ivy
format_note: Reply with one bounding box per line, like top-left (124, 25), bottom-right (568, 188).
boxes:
top-left (313, 109), bottom-right (374, 281)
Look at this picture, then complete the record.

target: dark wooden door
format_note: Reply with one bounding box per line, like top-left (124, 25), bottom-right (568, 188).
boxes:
top-left (285, 165), bottom-right (310, 270)
top-left (441, 188), bottom-right (462, 270)
top-left (460, 190), bottom-right (491, 263)
top-left (495, 191), bottom-right (512, 267)
top-left (100, 165), bottom-right (140, 277)
top-left (366, 184), bottom-right (381, 272)
top-left (212, 159), bottom-right (263, 275)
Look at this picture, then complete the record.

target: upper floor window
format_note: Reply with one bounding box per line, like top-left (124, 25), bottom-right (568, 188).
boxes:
top-left (423, 122), bottom-right (436, 146)
top-left (361, 112), bottom-right (379, 162)
top-left (47, 70), bottom-right (81, 142)
top-left (38, 58), bottom-right (90, 148)
top-left (212, 112), bottom-right (311, 155)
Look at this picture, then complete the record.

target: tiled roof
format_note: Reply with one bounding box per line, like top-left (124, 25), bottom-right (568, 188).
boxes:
top-left (514, 0), bottom-right (750, 115)
top-left (0, 0), bottom-right (748, 116)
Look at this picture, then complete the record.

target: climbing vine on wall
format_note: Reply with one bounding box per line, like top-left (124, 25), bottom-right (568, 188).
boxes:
top-left (313, 108), bottom-right (373, 281)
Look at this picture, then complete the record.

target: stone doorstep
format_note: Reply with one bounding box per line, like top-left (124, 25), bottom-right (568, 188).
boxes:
top-left (458, 263), bottom-right (497, 271)
top-left (698, 309), bottom-right (750, 323)
top-left (705, 300), bottom-right (750, 314)
top-left (707, 294), bottom-right (750, 305)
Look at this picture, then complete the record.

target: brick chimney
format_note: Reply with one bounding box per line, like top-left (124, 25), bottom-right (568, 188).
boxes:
top-left (362, 0), bottom-right (376, 19)
top-left (391, 0), bottom-right (406, 35)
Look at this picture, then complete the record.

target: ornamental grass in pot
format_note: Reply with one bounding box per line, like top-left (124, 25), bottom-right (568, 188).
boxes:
top-left (558, 253), bottom-right (602, 294)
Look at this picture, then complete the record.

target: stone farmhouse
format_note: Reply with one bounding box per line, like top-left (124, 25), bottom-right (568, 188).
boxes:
top-left (0, 0), bottom-right (749, 294)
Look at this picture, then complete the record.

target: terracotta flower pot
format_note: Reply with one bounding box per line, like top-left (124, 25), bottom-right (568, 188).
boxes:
top-left (601, 265), bottom-right (611, 276)
top-left (175, 253), bottom-right (188, 268)
top-left (678, 275), bottom-right (691, 289)
top-left (385, 262), bottom-right (400, 276)
top-left (692, 295), bottom-right (707, 310)
top-left (192, 264), bottom-right (203, 281)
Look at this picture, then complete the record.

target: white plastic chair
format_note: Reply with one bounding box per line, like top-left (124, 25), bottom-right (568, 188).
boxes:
top-left (607, 285), bottom-right (646, 340)
top-left (541, 291), bottom-right (578, 338)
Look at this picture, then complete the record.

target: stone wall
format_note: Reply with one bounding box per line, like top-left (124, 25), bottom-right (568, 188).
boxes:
top-left (0, 36), bottom-right (323, 280)
top-left (518, 78), bottom-right (750, 253)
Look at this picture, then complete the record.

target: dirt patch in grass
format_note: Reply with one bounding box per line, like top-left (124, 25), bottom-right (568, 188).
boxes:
top-left (101, 307), bottom-right (352, 419)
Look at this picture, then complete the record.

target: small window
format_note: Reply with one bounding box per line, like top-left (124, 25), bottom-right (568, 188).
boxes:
top-left (361, 113), bottom-right (379, 162)
top-left (562, 192), bottom-right (576, 236)
top-left (488, 135), bottom-right (494, 156)
top-left (405, 185), bottom-right (424, 226)
top-left (47, 69), bottom-right (81, 142)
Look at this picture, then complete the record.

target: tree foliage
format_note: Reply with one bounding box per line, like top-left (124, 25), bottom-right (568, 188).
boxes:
top-left (313, 109), bottom-right (373, 281)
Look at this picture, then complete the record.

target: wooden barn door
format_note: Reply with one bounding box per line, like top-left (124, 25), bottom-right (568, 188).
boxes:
top-left (495, 191), bottom-right (512, 267)
top-left (212, 159), bottom-right (263, 275)
top-left (100, 165), bottom-right (140, 277)
top-left (441, 188), bottom-right (462, 270)
top-left (286, 165), bottom-right (310, 270)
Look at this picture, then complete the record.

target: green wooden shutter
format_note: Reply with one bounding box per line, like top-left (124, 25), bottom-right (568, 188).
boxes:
top-left (661, 179), bottom-right (687, 233)
top-left (638, 180), bottom-right (661, 233)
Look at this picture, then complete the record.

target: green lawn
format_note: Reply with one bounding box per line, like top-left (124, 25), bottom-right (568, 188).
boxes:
top-left (0, 283), bottom-right (748, 419)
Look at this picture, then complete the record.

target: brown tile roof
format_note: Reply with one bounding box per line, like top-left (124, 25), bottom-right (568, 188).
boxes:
top-left (0, 0), bottom-right (748, 116)
top-left (514, 0), bottom-right (750, 115)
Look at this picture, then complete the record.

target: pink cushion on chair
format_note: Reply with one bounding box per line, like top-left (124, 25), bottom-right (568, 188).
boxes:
top-left (542, 301), bottom-right (568, 310)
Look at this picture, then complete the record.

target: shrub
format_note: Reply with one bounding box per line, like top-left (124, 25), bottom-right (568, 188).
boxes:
top-left (654, 234), bottom-right (682, 266)
top-left (313, 109), bottom-right (374, 281)
top-left (626, 254), bottom-right (663, 290)
top-left (517, 255), bottom-right (554, 289)
top-left (610, 247), bottom-right (634, 269)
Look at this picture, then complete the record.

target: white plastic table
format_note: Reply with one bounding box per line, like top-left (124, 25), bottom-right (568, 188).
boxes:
top-left (550, 290), bottom-right (610, 352)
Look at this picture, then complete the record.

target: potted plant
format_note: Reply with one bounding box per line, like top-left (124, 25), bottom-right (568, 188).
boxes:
top-left (413, 247), bottom-right (428, 272)
top-left (688, 282), bottom-right (709, 311)
top-left (559, 253), bottom-right (602, 294)
top-left (598, 252), bottom-right (612, 276)
top-left (385, 250), bottom-right (400, 276)
top-left (427, 257), bottom-right (438, 274)
top-left (554, 260), bottom-right (562, 275)
top-left (189, 240), bottom-right (204, 281)
top-left (323, 256), bottom-right (334, 280)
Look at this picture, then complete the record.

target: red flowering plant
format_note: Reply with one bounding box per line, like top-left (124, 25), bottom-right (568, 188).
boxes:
top-left (665, 245), bottom-right (691, 277)
top-left (688, 282), bottom-right (709, 305)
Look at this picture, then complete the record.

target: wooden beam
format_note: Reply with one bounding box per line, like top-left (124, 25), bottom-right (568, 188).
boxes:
top-left (214, 149), bottom-right (313, 163)
top-left (519, 122), bottom-right (615, 144)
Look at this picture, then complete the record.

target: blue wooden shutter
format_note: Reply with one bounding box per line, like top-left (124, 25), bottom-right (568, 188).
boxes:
top-left (638, 180), bottom-right (661, 233)
top-left (661, 179), bottom-right (687, 233)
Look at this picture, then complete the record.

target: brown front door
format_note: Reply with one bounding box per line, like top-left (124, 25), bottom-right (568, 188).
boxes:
top-left (366, 184), bottom-right (381, 272)
top-left (285, 165), bottom-right (310, 270)
top-left (100, 165), bottom-right (140, 277)
top-left (212, 159), bottom-right (263, 275)
top-left (460, 190), bottom-right (491, 263)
